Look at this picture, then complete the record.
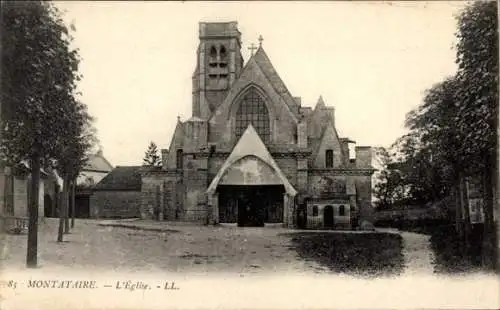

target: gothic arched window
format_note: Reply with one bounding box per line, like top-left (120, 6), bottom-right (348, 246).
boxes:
top-left (209, 45), bottom-right (217, 58)
top-left (220, 45), bottom-right (227, 61)
top-left (235, 88), bottom-right (270, 142)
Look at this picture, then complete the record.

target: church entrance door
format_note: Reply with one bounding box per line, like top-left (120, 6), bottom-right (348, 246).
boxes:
top-left (218, 185), bottom-right (285, 226)
top-left (324, 205), bottom-right (334, 228)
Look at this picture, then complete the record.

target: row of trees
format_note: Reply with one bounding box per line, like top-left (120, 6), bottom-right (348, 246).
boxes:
top-left (1, 2), bottom-right (97, 267)
top-left (373, 1), bottom-right (497, 269)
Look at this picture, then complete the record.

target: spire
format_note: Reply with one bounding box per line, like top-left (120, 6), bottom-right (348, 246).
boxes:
top-left (258, 35), bottom-right (263, 47)
top-left (316, 95), bottom-right (326, 109)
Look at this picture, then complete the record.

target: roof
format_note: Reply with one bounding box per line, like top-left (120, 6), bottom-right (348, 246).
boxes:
top-left (84, 152), bottom-right (113, 172)
top-left (252, 47), bottom-right (300, 117)
top-left (93, 166), bottom-right (142, 191)
top-left (207, 124), bottom-right (297, 196)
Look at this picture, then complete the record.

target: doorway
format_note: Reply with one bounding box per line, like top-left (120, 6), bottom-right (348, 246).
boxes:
top-left (324, 205), bottom-right (334, 228)
top-left (218, 185), bottom-right (285, 226)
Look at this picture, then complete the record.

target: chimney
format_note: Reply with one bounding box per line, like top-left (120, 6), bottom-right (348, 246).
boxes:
top-left (355, 146), bottom-right (372, 168)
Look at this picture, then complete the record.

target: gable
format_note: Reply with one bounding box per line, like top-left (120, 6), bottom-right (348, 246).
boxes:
top-left (84, 154), bottom-right (113, 172)
top-left (165, 120), bottom-right (185, 170)
top-left (210, 57), bottom-right (298, 124)
top-left (207, 124), bottom-right (297, 196)
top-left (313, 122), bottom-right (345, 168)
top-left (253, 48), bottom-right (300, 117)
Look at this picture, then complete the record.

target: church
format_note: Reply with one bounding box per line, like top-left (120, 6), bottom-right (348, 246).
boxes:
top-left (140, 21), bottom-right (375, 229)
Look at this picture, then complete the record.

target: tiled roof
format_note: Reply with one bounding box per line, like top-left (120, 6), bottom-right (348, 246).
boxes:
top-left (93, 166), bottom-right (142, 191)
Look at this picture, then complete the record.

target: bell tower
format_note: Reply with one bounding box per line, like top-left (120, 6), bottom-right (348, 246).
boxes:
top-left (192, 21), bottom-right (244, 118)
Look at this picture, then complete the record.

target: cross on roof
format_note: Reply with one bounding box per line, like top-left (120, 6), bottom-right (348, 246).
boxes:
top-left (258, 35), bottom-right (263, 47)
top-left (248, 43), bottom-right (257, 56)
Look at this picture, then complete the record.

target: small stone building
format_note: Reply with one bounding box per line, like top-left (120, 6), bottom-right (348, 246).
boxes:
top-left (90, 166), bottom-right (142, 218)
top-left (141, 21), bottom-right (375, 229)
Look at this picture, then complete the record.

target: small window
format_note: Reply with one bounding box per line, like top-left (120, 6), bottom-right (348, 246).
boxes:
top-left (220, 45), bottom-right (227, 59)
top-left (312, 205), bottom-right (318, 217)
top-left (209, 45), bottom-right (217, 58)
top-left (325, 149), bottom-right (333, 168)
top-left (339, 205), bottom-right (345, 216)
top-left (176, 149), bottom-right (183, 169)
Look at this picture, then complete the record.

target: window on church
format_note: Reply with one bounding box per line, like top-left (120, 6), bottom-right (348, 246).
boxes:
top-left (235, 88), bottom-right (270, 142)
top-left (219, 45), bottom-right (227, 60)
top-left (312, 205), bottom-right (318, 216)
top-left (325, 149), bottom-right (333, 168)
top-left (209, 45), bottom-right (217, 59)
top-left (339, 205), bottom-right (345, 216)
top-left (176, 149), bottom-right (183, 169)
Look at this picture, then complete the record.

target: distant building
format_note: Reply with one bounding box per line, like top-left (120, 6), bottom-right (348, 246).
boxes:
top-left (77, 150), bottom-right (114, 187)
top-left (90, 166), bottom-right (142, 218)
top-left (0, 162), bottom-right (49, 218)
top-left (73, 150), bottom-right (114, 218)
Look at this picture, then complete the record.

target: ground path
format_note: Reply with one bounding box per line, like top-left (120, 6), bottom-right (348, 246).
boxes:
top-left (1, 219), bottom-right (327, 275)
top-left (1, 219), bottom-right (435, 276)
top-left (376, 227), bottom-right (435, 276)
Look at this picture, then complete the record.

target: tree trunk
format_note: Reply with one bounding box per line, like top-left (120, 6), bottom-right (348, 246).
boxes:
top-left (3, 166), bottom-right (14, 215)
top-left (71, 180), bottom-right (76, 228)
top-left (454, 185), bottom-right (463, 236)
top-left (51, 184), bottom-right (58, 218)
top-left (57, 177), bottom-right (69, 242)
top-left (27, 156), bottom-right (40, 268)
top-left (64, 177), bottom-right (70, 234)
top-left (459, 172), bottom-right (471, 254)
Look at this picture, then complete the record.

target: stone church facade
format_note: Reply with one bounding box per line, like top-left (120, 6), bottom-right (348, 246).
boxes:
top-left (141, 22), bottom-right (375, 229)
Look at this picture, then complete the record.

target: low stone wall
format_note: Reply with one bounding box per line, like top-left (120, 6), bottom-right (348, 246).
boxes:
top-left (90, 191), bottom-right (141, 219)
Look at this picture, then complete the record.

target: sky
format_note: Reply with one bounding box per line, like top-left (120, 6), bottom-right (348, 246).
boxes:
top-left (54, 1), bottom-right (467, 167)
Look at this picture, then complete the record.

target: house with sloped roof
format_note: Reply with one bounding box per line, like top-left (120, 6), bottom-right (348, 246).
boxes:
top-left (67, 150), bottom-right (114, 218)
top-left (90, 166), bottom-right (142, 218)
top-left (139, 22), bottom-right (376, 229)
top-left (77, 150), bottom-right (114, 187)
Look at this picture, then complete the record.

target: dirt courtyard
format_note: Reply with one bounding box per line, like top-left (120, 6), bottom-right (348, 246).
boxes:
top-left (1, 219), bottom-right (329, 274)
top-left (0, 218), bottom-right (437, 278)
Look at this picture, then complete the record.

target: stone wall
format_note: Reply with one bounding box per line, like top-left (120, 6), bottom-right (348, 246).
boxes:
top-left (90, 191), bottom-right (141, 218)
top-left (273, 157), bottom-right (297, 187)
top-left (354, 175), bottom-right (373, 222)
top-left (308, 174), bottom-right (349, 197)
top-left (141, 172), bottom-right (180, 220)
